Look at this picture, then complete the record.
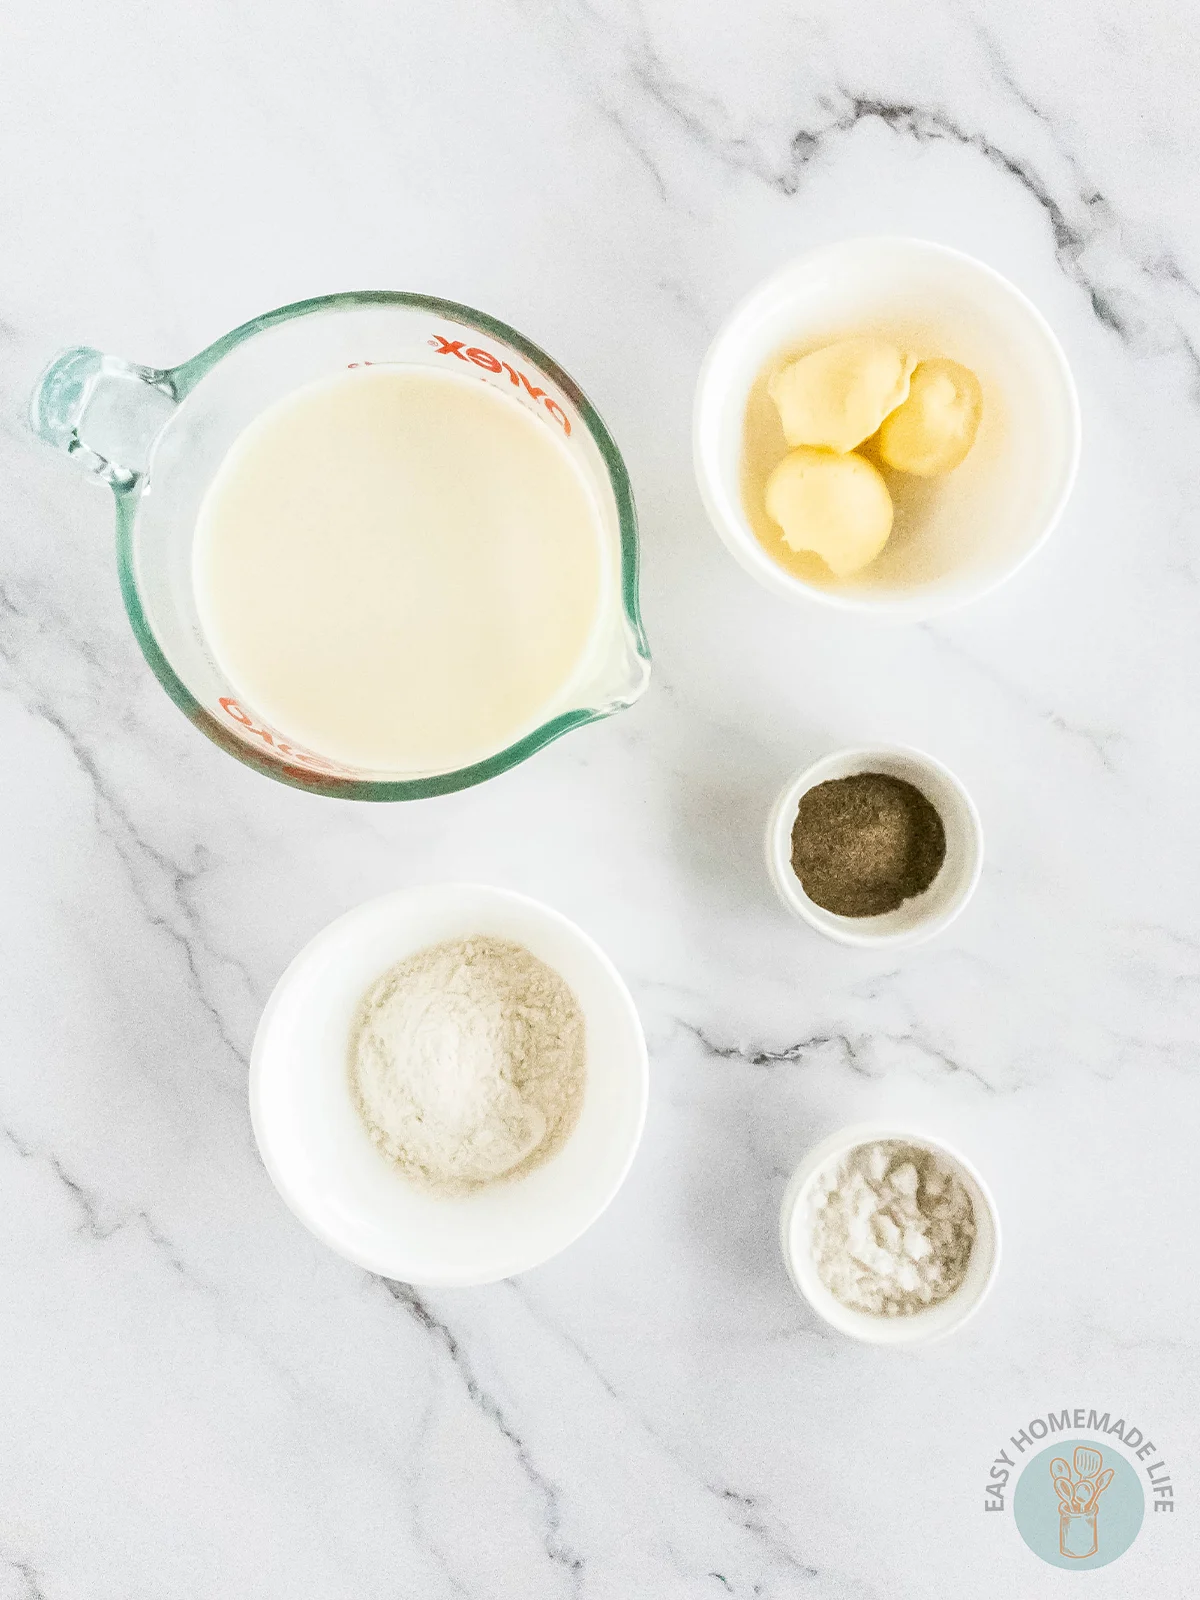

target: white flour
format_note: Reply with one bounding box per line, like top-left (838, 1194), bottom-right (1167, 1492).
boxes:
top-left (808, 1140), bottom-right (975, 1316)
top-left (349, 936), bottom-right (586, 1195)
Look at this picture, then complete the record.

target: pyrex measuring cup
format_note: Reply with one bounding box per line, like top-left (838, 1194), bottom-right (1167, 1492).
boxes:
top-left (30, 293), bottom-right (650, 799)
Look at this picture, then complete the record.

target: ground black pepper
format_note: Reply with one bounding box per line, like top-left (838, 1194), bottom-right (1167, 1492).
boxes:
top-left (791, 772), bottom-right (946, 917)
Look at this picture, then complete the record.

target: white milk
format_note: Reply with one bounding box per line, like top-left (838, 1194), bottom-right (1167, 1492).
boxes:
top-left (194, 366), bottom-right (604, 773)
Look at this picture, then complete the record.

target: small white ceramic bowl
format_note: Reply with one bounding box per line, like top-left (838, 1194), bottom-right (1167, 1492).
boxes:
top-left (249, 884), bottom-right (649, 1286)
top-left (767, 744), bottom-right (982, 948)
top-left (694, 237), bottom-right (1081, 619)
top-left (780, 1122), bottom-right (1001, 1345)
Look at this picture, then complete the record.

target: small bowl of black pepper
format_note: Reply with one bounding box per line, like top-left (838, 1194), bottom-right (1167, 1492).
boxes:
top-left (766, 745), bottom-right (982, 947)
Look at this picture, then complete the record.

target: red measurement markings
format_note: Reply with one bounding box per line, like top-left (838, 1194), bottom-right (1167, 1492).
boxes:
top-left (219, 698), bottom-right (342, 773)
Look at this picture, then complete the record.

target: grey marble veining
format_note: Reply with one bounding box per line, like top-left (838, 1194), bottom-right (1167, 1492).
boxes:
top-left (1, 1), bottom-right (1198, 1595)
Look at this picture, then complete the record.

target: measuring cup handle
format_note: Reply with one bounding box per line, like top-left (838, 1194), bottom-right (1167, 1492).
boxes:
top-left (29, 346), bottom-right (178, 490)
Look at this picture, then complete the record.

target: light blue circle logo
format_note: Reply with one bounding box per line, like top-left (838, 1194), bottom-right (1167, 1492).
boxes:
top-left (1013, 1439), bottom-right (1144, 1570)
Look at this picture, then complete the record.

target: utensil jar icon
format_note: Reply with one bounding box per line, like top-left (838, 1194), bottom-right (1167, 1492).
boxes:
top-left (1060, 1511), bottom-right (1098, 1559)
top-left (1053, 1447), bottom-right (1114, 1558)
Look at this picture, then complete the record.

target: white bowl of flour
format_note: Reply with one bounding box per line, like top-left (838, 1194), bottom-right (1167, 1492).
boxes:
top-left (250, 884), bottom-right (648, 1285)
top-left (780, 1123), bottom-right (1000, 1344)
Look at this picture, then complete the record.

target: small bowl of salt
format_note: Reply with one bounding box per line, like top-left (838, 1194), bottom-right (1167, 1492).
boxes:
top-left (250, 884), bottom-right (649, 1286)
top-left (780, 1123), bottom-right (1000, 1344)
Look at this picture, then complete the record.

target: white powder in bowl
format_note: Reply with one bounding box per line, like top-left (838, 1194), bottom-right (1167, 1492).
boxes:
top-left (349, 936), bottom-right (587, 1196)
top-left (807, 1139), bottom-right (975, 1316)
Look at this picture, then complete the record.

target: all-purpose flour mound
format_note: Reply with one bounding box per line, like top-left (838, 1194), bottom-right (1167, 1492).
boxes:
top-left (349, 936), bottom-right (586, 1195)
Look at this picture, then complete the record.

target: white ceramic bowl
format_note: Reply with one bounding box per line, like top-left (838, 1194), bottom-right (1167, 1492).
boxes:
top-left (766, 744), bottom-right (983, 948)
top-left (694, 237), bottom-right (1081, 618)
top-left (249, 884), bottom-right (649, 1285)
top-left (780, 1122), bottom-right (1001, 1344)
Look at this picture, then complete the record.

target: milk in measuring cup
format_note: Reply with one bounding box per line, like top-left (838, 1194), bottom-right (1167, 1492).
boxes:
top-left (193, 366), bottom-right (604, 773)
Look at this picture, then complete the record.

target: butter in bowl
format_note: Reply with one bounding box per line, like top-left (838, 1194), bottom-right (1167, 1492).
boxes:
top-left (694, 237), bottom-right (1081, 618)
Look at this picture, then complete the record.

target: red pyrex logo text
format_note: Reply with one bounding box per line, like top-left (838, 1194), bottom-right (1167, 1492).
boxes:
top-left (427, 333), bottom-right (572, 435)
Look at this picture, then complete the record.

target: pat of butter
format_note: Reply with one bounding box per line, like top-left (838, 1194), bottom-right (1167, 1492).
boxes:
top-left (878, 358), bottom-right (982, 476)
top-left (768, 337), bottom-right (916, 453)
top-left (765, 446), bottom-right (893, 578)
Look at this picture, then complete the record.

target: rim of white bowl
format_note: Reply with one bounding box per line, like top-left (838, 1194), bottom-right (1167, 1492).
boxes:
top-left (693, 235), bottom-right (1082, 620)
top-left (779, 1121), bottom-right (1002, 1345)
top-left (766, 744), bottom-right (984, 948)
top-left (248, 883), bottom-right (650, 1285)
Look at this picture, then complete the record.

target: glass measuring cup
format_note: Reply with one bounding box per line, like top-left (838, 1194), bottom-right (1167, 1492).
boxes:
top-left (30, 293), bottom-right (651, 799)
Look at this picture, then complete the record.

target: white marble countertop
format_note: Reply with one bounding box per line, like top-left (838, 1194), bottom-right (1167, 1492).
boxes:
top-left (2, 2), bottom-right (1198, 1595)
